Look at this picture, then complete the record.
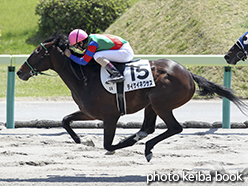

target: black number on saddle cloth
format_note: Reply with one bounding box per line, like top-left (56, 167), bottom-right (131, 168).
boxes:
top-left (127, 64), bottom-right (149, 81)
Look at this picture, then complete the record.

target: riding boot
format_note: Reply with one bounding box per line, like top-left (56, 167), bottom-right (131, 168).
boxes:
top-left (105, 63), bottom-right (125, 84)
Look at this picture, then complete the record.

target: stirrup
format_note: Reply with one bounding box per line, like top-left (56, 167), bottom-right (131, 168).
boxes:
top-left (105, 75), bottom-right (125, 84)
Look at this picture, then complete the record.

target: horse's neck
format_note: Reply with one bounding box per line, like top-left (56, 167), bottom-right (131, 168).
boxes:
top-left (49, 50), bottom-right (80, 91)
top-left (51, 50), bottom-right (100, 95)
top-left (51, 47), bottom-right (101, 86)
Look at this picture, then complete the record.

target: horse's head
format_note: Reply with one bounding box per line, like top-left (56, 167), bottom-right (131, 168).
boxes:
top-left (17, 42), bottom-right (55, 81)
top-left (17, 33), bottom-right (69, 81)
top-left (224, 31), bottom-right (248, 65)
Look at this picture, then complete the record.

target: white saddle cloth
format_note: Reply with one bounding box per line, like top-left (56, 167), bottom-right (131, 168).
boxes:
top-left (100, 59), bottom-right (156, 94)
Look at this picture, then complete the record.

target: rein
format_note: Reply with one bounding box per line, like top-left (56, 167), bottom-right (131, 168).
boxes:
top-left (25, 60), bottom-right (54, 77)
top-left (69, 61), bottom-right (88, 86)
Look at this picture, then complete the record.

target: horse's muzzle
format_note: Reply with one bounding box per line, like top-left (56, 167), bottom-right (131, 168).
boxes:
top-left (224, 54), bottom-right (230, 61)
top-left (224, 54), bottom-right (234, 65)
top-left (224, 52), bottom-right (239, 65)
top-left (17, 70), bottom-right (30, 81)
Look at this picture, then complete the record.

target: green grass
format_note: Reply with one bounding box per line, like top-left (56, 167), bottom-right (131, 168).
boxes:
top-left (0, 65), bottom-right (71, 98)
top-left (130, 0), bottom-right (140, 6)
top-left (0, 0), bottom-right (73, 98)
top-left (0, 0), bottom-right (42, 54)
top-left (14, 70), bottom-right (71, 98)
top-left (1, 0), bottom-right (248, 99)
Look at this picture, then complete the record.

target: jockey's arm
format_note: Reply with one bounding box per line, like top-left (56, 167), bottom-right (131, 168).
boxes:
top-left (69, 41), bottom-right (98, 66)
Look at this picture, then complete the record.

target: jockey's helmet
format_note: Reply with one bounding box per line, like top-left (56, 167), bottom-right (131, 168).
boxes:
top-left (69, 29), bottom-right (88, 46)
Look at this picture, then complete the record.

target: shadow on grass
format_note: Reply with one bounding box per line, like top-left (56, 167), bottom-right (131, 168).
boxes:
top-left (26, 31), bottom-right (47, 46)
top-left (26, 29), bottom-right (68, 46)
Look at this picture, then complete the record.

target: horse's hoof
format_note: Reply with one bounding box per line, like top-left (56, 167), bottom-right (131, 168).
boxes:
top-left (74, 137), bottom-right (81, 144)
top-left (105, 151), bottom-right (115, 155)
top-left (145, 152), bottom-right (153, 162)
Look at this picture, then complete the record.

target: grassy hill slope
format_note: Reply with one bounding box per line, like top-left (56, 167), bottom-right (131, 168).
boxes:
top-left (106, 0), bottom-right (248, 55)
top-left (105, 0), bottom-right (248, 98)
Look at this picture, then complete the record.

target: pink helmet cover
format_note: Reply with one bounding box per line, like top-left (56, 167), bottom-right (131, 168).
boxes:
top-left (69, 29), bottom-right (88, 45)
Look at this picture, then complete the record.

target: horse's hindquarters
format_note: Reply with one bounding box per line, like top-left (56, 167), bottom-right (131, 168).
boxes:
top-left (148, 59), bottom-right (195, 110)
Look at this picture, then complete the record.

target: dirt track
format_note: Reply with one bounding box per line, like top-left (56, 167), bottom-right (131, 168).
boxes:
top-left (0, 127), bottom-right (247, 186)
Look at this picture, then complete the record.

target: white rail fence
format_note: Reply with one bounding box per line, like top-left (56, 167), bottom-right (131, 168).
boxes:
top-left (1, 54), bottom-right (245, 128)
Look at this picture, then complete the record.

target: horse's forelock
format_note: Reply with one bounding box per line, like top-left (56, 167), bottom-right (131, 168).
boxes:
top-left (42, 32), bottom-right (69, 52)
top-left (54, 34), bottom-right (69, 52)
top-left (43, 35), bottom-right (56, 43)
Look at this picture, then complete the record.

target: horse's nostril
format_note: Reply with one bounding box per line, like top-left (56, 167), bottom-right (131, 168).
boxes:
top-left (17, 70), bottom-right (22, 76)
top-left (224, 55), bottom-right (230, 60)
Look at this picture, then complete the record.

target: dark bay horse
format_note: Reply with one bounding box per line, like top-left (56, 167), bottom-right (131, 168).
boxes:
top-left (225, 30), bottom-right (248, 65)
top-left (17, 33), bottom-right (246, 162)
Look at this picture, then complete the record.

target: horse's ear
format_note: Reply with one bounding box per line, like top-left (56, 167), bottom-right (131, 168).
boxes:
top-left (53, 30), bottom-right (60, 37)
top-left (54, 29), bottom-right (67, 37)
top-left (53, 30), bottom-right (63, 43)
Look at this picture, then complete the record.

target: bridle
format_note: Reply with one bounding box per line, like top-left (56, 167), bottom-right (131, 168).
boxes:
top-left (235, 41), bottom-right (248, 61)
top-left (25, 43), bottom-right (66, 77)
top-left (25, 43), bottom-right (54, 77)
top-left (25, 41), bottom-right (87, 85)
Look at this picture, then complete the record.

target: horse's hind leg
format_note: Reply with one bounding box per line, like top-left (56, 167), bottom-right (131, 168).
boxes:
top-left (140, 104), bottom-right (157, 134)
top-left (62, 111), bottom-right (94, 143)
top-left (145, 110), bottom-right (182, 162)
top-left (110, 105), bottom-right (157, 150)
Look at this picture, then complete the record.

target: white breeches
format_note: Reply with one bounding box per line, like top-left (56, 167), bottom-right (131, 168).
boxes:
top-left (93, 42), bottom-right (134, 63)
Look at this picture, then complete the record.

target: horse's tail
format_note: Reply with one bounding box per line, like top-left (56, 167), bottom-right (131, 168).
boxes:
top-left (190, 72), bottom-right (248, 115)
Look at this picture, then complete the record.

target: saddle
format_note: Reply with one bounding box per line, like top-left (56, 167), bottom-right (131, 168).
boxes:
top-left (69, 59), bottom-right (141, 116)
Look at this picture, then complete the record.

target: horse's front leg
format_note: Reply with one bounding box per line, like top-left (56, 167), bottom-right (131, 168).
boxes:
top-left (62, 111), bottom-right (94, 143)
top-left (103, 116), bottom-right (120, 153)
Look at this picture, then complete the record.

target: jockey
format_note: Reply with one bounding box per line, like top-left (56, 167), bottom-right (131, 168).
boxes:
top-left (65, 29), bottom-right (134, 84)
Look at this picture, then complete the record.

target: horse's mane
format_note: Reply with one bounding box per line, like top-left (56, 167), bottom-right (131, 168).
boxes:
top-left (43, 32), bottom-right (69, 52)
top-left (44, 31), bottom-right (98, 67)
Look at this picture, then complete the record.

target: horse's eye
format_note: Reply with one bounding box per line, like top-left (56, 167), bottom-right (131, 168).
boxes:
top-left (243, 35), bottom-right (248, 45)
top-left (36, 46), bottom-right (41, 52)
